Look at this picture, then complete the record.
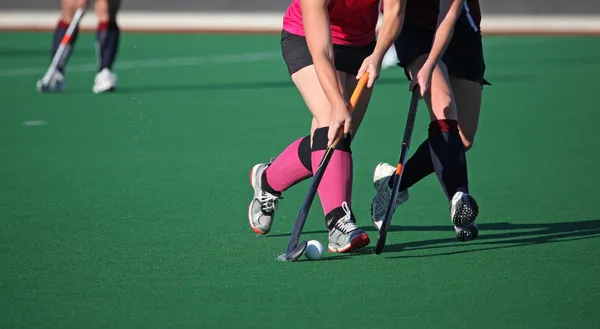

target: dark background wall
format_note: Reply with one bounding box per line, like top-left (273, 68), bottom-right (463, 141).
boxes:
top-left (1, 0), bottom-right (599, 14)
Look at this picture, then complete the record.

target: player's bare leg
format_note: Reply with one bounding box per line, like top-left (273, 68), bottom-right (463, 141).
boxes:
top-left (448, 76), bottom-right (482, 239)
top-left (93, 0), bottom-right (120, 93)
top-left (38, 0), bottom-right (87, 92)
top-left (372, 54), bottom-right (479, 240)
top-left (251, 65), bottom-right (371, 252)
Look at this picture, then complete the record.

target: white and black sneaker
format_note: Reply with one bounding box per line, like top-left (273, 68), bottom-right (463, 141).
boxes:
top-left (327, 202), bottom-right (370, 252)
top-left (248, 162), bottom-right (281, 234)
top-left (455, 224), bottom-right (479, 242)
top-left (371, 162), bottom-right (409, 231)
top-left (450, 192), bottom-right (479, 241)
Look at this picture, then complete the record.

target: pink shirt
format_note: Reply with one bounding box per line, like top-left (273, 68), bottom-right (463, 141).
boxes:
top-left (283, 0), bottom-right (380, 47)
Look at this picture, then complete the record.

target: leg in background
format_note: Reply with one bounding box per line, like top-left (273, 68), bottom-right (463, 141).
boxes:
top-left (93, 0), bottom-right (120, 93)
top-left (407, 55), bottom-right (479, 236)
top-left (40, 0), bottom-right (86, 92)
top-left (371, 54), bottom-right (479, 241)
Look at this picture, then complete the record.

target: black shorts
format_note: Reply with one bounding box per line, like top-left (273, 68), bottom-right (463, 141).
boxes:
top-left (394, 24), bottom-right (489, 85)
top-left (281, 30), bottom-right (376, 76)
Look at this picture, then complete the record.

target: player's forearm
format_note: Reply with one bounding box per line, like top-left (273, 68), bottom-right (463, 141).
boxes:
top-left (426, 0), bottom-right (464, 66)
top-left (373, 2), bottom-right (405, 59)
top-left (301, 0), bottom-right (346, 107)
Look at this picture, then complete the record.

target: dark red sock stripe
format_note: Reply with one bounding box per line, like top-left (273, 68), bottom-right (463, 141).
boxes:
top-left (429, 119), bottom-right (458, 133)
top-left (98, 21), bottom-right (109, 31)
top-left (57, 20), bottom-right (69, 28)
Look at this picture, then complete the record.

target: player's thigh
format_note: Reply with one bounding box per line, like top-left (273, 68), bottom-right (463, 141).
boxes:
top-left (450, 77), bottom-right (482, 150)
top-left (282, 30), bottom-right (375, 132)
top-left (442, 28), bottom-right (487, 149)
top-left (291, 66), bottom-right (347, 127)
top-left (396, 25), bottom-right (457, 121)
top-left (94, 0), bottom-right (121, 21)
top-left (61, 0), bottom-right (87, 22)
top-left (281, 30), bottom-right (346, 126)
top-left (406, 55), bottom-right (457, 121)
top-left (336, 41), bottom-right (376, 138)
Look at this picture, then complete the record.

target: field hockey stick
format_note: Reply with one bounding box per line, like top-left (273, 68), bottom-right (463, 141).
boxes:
top-left (375, 85), bottom-right (420, 255)
top-left (37, 8), bottom-right (85, 91)
top-left (283, 73), bottom-right (370, 262)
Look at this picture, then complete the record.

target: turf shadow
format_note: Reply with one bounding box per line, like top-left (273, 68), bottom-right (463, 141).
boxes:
top-left (382, 219), bottom-right (600, 257)
top-left (266, 219), bottom-right (600, 258)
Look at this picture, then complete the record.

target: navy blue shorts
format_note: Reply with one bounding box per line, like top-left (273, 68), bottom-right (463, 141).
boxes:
top-left (394, 24), bottom-right (489, 86)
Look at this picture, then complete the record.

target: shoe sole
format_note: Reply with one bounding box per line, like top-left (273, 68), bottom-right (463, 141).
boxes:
top-left (93, 79), bottom-right (117, 94)
top-left (36, 80), bottom-right (66, 93)
top-left (452, 194), bottom-right (479, 227)
top-left (93, 86), bottom-right (116, 94)
top-left (456, 224), bottom-right (479, 242)
top-left (371, 200), bottom-right (383, 231)
top-left (371, 163), bottom-right (395, 231)
top-left (328, 233), bottom-right (370, 253)
top-left (248, 164), bottom-right (268, 235)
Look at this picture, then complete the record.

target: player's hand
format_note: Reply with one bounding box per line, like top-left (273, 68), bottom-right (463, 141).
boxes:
top-left (328, 101), bottom-right (352, 147)
top-left (356, 54), bottom-right (382, 88)
top-left (411, 60), bottom-right (435, 97)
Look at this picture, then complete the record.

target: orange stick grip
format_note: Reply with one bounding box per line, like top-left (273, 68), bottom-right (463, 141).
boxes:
top-left (330, 73), bottom-right (370, 148)
top-left (348, 72), bottom-right (370, 114)
top-left (396, 164), bottom-right (403, 175)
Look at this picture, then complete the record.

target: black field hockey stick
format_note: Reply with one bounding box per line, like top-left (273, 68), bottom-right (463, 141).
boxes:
top-left (37, 8), bottom-right (85, 92)
top-left (375, 85), bottom-right (420, 255)
top-left (283, 73), bottom-right (370, 262)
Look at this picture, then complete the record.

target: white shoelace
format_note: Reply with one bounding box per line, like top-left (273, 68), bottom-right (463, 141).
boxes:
top-left (334, 202), bottom-right (358, 234)
top-left (259, 192), bottom-right (279, 213)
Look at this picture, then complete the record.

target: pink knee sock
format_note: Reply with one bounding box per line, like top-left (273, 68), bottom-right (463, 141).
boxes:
top-left (264, 136), bottom-right (313, 193)
top-left (311, 127), bottom-right (353, 216)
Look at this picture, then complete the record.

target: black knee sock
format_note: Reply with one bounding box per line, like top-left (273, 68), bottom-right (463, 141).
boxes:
top-left (428, 119), bottom-right (469, 200)
top-left (52, 20), bottom-right (79, 74)
top-left (389, 139), bottom-right (436, 191)
top-left (97, 20), bottom-right (120, 71)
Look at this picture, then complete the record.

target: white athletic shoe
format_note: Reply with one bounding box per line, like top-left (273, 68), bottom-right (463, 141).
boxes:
top-left (454, 223), bottom-right (479, 242)
top-left (326, 202), bottom-right (370, 253)
top-left (371, 162), bottom-right (409, 231)
top-left (36, 71), bottom-right (66, 92)
top-left (450, 191), bottom-right (478, 227)
top-left (93, 68), bottom-right (117, 94)
top-left (248, 162), bottom-right (281, 234)
top-left (450, 191), bottom-right (479, 242)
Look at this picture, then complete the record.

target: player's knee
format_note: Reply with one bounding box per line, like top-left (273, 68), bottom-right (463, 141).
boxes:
top-left (430, 92), bottom-right (454, 120)
top-left (61, 0), bottom-right (86, 22)
top-left (95, 0), bottom-right (120, 22)
top-left (462, 137), bottom-right (474, 151)
top-left (460, 127), bottom-right (477, 151)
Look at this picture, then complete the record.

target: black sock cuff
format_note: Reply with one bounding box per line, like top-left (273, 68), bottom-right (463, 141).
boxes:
top-left (429, 119), bottom-right (459, 134)
top-left (261, 170), bottom-right (281, 195)
top-left (298, 135), bottom-right (312, 171)
top-left (325, 206), bottom-right (354, 230)
top-left (109, 20), bottom-right (119, 29)
top-left (312, 127), bottom-right (352, 153)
